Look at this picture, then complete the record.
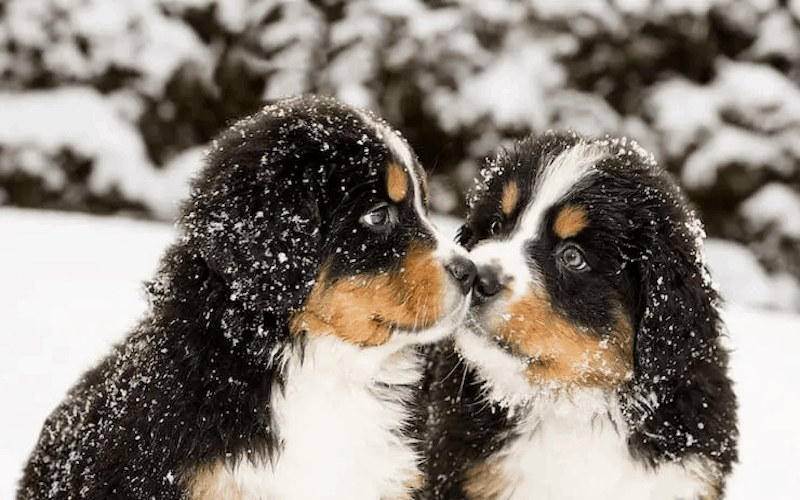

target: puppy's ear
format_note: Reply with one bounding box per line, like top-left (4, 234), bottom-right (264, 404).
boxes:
top-left (181, 125), bottom-right (325, 320)
top-left (627, 198), bottom-right (737, 471)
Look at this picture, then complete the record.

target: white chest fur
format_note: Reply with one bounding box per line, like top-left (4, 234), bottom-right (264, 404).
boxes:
top-left (232, 337), bottom-right (422, 500)
top-left (490, 391), bottom-right (714, 500)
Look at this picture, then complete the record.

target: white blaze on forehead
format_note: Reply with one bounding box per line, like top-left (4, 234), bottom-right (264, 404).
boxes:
top-left (515, 141), bottom-right (608, 244)
top-left (354, 108), bottom-right (446, 249)
top-left (353, 108), bottom-right (416, 169)
top-left (470, 142), bottom-right (608, 300)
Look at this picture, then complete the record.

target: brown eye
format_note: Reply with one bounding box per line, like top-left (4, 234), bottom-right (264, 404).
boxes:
top-left (560, 245), bottom-right (588, 271)
top-left (360, 203), bottom-right (397, 233)
top-left (489, 218), bottom-right (502, 236)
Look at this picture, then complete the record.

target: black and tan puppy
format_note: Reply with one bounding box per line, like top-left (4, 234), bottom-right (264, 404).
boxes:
top-left (19, 95), bottom-right (476, 500)
top-left (424, 131), bottom-right (737, 499)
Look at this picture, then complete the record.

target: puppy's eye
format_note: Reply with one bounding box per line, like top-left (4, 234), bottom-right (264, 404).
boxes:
top-left (559, 245), bottom-right (588, 271)
top-left (489, 218), bottom-right (503, 236)
top-left (360, 204), bottom-right (397, 232)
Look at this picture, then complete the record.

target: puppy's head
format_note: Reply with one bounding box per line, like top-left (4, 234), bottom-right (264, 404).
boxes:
top-left (180, 95), bottom-right (472, 354)
top-left (457, 131), bottom-right (730, 408)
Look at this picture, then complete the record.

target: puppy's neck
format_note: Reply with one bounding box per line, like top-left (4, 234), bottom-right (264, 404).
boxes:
top-left (292, 333), bottom-right (426, 387)
top-left (473, 388), bottom-right (717, 500)
top-left (234, 335), bottom-right (424, 500)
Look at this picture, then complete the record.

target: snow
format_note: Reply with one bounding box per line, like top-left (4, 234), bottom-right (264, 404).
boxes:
top-left (739, 182), bottom-right (800, 239)
top-left (705, 239), bottom-right (800, 311)
top-left (259, 2), bottom-right (323, 101)
top-left (651, 63), bottom-right (800, 188)
top-left (531, 0), bottom-right (622, 28)
top-left (0, 208), bottom-right (173, 495)
top-left (681, 125), bottom-right (790, 190)
top-left (648, 60), bottom-right (800, 168)
top-left (432, 38), bottom-right (566, 134)
top-left (714, 61), bottom-right (800, 133)
top-left (750, 10), bottom-right (800, 61)
top-left (724, 306), bottom-right (800, 499)
top-left (1, 207), bottom-right (799, 498)
top-left (647, 78), bottom-right (719, 157)
top-left (0, 87), bottom-right (197, 219)
top-left (2, 0), bottom-right (209, 95)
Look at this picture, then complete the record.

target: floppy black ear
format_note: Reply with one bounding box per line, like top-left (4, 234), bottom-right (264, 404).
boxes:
top-left (626, 194), bottom-right (737, 473)
top-left (181, 123), bottom-right (325, 321)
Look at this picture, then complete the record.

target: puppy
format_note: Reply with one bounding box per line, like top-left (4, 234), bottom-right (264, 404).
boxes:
top-left (424, 131), bottom-right (737, 499)
top-left (18, 95), bottom-right (476, 500)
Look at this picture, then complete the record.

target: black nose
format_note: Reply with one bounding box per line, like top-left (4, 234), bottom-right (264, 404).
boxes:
top-left (474, 265), bottom-right (501, 303)
top-left (446, 256), bottom-right (477, 295)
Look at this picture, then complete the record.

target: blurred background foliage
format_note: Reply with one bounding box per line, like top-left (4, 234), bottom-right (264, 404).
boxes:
top-left (0, 0), bottom-right (798, 310)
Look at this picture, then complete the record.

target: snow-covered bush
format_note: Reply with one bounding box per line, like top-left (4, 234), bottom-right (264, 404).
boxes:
top-left (0, 0), bottom-right (798, 309)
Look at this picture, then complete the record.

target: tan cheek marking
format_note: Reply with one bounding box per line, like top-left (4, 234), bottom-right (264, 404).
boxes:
top-left (700, 484), bottom-right (720, 500)
top-left (694, 474), bottom-right (721, 500)
top-left (554, 205), bottom-right (589, 239)
top-left (185, 462), bottom-right (242, 500)
top-left (387, 162), bottom-right (409, 203)
top-left (388, 472), bottom-right (425, 500)
top-left (290, 243), bottom-right (445, 347)
top-left (464, 460), bottom-right (509, 500)
top-left (490, 293), bottom-right (633, 389)
top-left (501, 181), bottom-right (519, 216)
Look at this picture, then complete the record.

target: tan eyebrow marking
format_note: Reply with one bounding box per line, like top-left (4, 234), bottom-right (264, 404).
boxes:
top-left (501, 181), bottom-right (519, 216)
top-left (554, 205), bottom-right (589, 239)
top-left (387, 163), bottom-right (409, 203)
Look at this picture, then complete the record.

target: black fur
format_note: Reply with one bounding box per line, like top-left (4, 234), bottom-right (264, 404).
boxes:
top-left (18, 95), bottom-right (440, 500)
top-left (425, 130), bottom-right (738, 498)
top-left (418, 340), bottom-right (518, 500)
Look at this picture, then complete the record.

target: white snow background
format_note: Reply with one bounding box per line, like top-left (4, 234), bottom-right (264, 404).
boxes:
top-left (1, 207), bottom-right (798, 499)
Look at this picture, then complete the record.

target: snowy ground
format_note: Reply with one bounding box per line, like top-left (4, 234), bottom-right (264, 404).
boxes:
top-left (1, 207), bottom-right (798, 498)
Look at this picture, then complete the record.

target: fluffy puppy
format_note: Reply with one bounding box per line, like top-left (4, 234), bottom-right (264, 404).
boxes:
top-left (423, 131), bottom-right (737, 499)
top-left (18, 95), bottom-right (476, 500)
